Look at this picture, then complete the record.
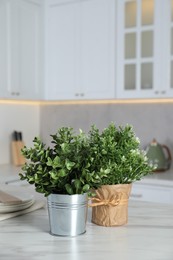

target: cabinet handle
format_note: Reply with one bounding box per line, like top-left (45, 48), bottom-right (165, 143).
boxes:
top-left (130, 193), bottom-right (143, 198)
top-left (11, 92), bottom-right (20, 96)
top-left (155, 91), bottom-right (166, 95)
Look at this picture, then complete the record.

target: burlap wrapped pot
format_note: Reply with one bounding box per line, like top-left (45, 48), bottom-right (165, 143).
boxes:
top-left (91, 184), bottom-right (132, 227)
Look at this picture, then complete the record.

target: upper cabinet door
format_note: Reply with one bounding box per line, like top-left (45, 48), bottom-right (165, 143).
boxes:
top-left (116, 0), bottom-right (173, 99)
top-left (0, 0), bottom-right (42, 100)
top-left (116, 0), bottom-right (156, 98)
top-left (79, 0), bottom-right (115, 99)
top-left (45, 0), bottom-right (115, 100)
top-left (45, 1), bottom-right (78, 100)
top-left (9, 0), bottom-right (42, 99)
top-left (169, 0), bottom-right (173, 90)
top-left (0, 0), bottom-right (9, 98)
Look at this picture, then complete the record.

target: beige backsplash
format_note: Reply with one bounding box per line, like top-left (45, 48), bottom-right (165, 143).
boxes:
top-left (1, 102), bottom-right (172, 168)
top-left (40, 102), bottom-right (173, 170)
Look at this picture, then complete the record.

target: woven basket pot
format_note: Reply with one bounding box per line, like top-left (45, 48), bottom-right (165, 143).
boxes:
top-left (91, 184), bottom-right (132, 227)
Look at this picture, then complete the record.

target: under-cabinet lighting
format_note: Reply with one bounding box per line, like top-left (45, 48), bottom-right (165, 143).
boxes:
top-left (1, 98), bottom-right (173, 106)
top-left (37, 98), bottom-right (173, 105)
top-left (0, 99), bottom-right (40, 105)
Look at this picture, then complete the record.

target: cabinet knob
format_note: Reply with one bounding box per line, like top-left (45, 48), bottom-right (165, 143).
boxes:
top-left (75, 93), bottom-right (79, 97)
top-left (80, 93), bottom-right (84, 97)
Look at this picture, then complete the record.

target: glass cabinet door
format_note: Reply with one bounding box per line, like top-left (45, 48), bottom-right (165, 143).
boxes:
top-left (116, 0), bottom-right (173, 98)
top-left (116, 0), bottom-right (173, 99)
top-left (124, 0), bottom-right (154, 96)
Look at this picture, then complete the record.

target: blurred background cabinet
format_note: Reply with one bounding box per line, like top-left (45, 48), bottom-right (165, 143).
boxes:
top-left (1, 0), bottom-right (173, 101)
top-left (0, 0), bottom-right (42, 100)
top-left (0, 0), bottom-right (115, 101)
top-left (116, 0), bottom-right (173, 99)
top-left (0, 0), bottom-right (8, 98)
top-left (44, 0), bottom-right (115, 100)
top-left (131, 181), bottom-right (173, 204)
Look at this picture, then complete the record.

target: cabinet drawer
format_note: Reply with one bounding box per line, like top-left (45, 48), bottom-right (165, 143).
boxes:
top-left (130, 184), bottom-right (173, 204)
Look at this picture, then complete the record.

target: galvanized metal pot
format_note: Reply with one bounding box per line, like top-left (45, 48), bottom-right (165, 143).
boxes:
top-left (47, 193), bottom-right (88, 236)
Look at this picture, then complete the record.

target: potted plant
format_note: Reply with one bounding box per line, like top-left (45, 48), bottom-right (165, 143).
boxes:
top-left (87, 122), bottom-right (155, 227)
top-left (19, 127), bottom-right (106, 236)
top-left (20, 123), bottom-right (154, 232)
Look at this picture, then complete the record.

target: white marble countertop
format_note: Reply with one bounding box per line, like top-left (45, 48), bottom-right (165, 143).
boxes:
top-left (0, 199), bottom-right (173, 260)
top-left (0, 165), bottom-right (173, 259)
top-left (143, 168), bottom-right (173, 186)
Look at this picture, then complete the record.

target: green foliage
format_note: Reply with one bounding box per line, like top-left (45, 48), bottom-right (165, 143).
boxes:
top-left (88, 123), bottom-right (155, 185)
top-left (19, 123), bottom-right (154, 196)
top-left (19, 127), bottom-right (106, 196)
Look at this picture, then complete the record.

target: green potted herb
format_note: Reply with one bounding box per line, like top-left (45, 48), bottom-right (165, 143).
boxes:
top-left (88, 122), bottom-right (155, 227)
top-left (19, 127), bottom-right (105, 236)
top-left (20, 123), bottom-right (154, 232)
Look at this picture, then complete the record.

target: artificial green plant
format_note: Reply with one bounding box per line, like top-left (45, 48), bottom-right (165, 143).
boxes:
top-left (19, 123), bottom-right (155, 196)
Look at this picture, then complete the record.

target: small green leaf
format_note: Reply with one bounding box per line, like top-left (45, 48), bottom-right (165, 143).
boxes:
top-left (53, 156), bottom-right (62, 168)
top-left (47, 156), bottom-right (62, 168)
top-left (28, 176), bottom-right (35, 182)
top-left (74, 179), bottom-right (81, 192)
top-left (104, 169), bottom-right (111, 174)
top-left (60, 143), bottom-right (69, 152)
top-left (46, 157), bottom-right (53, 167)
top-left (82, 184), bottom-right (90, 193)
top-left (50, 171), bottom-right (58, 180)
top-left (58, 169), bottom-right (66, 177)
top-left (65, 159), bottom-right (75, 170)
top-left (65, 184), bottom-right (74, 195)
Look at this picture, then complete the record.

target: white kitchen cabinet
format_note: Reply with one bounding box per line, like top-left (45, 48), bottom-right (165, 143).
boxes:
top-left (0, 0), bottom-right (43, 100)
top-left (2, 0), bottom-right (173, 101)
top-left (116, 0), bottom-right (173, 99)
top-left (1, 0), bottom-right (115, 101)
top-left (169, 0), bottom-right (173, 91)
top-left (0, 0), bottom-right (9, 98)
top-left (130, 181), bottom-right (173, 204)
top-left (44, 0), bottom-right (115, 100)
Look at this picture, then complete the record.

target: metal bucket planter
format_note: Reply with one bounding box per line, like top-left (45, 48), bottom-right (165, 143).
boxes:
top-left (91, 184), bottom-right (132, 227)
top-left (47, 193), bottom-right (88, 236)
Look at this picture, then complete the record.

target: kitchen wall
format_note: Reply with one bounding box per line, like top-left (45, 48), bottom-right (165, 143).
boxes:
top-left (1, 101), bottom-right (173, 167)
top-left (40, 102), bottom-right (173, 169)
top-left (0, 103), bottom-right (40, 164)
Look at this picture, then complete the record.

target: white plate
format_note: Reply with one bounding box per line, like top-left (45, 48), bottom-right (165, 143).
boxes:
top-left (0, 185), bottom-right (35, 213)
top-left (0, 199), bottom-right (35, 213)
top-left (0, 185), bottom-right (34, 205)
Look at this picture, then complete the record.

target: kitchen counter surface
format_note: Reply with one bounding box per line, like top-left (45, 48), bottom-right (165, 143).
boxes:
top-left (143, 169), bottom-right (173, 185)
top-left (0, 165), bottom-right (173, 259)
top-left (0, 198), bottom-right (173, 260)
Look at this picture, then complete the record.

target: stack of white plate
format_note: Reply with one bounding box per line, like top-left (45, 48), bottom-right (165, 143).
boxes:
top-left (0, 185), bottom-right (34, 214)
